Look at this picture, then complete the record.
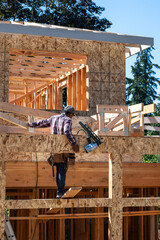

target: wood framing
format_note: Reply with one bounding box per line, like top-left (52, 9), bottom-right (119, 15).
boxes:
top-left (1, 134), bottom-right (160, 239)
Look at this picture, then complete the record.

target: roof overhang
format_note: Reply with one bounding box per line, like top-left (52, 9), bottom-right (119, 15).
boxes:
top-left (0, 21), bottom-right (154, 58)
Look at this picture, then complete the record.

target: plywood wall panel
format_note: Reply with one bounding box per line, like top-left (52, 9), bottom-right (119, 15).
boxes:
top-left (47, 37), bottom-right (56, 51)
top-left (6, 34), bottom-right (23, 50)
top-left (109, 44), bottom-right (125, 74)
top-left (71, 40), bottom-right (91, 54)
top-left (0, 34), bottom-right (5, 51)
top-left (55, 38), bottom-right (72, 53)
top-left (0, 31), bottom-right (127, 115)
top-left (109, 91), bottom-right (126, 105)
top-left (110, 82), bottom-right (126, 92)
top-left (0, 151), bottom-right (6, 240)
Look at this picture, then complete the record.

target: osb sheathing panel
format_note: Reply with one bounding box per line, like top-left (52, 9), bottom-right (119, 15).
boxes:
top-left (5, 198), bottom-right (112, 210)
top-left (1, 134), bottom-right (160, 155)
top-left (0, 32), bottom-right (126, 113)
top-left (0, 34), bottom-right (9, 102)
top-left (0, 151), bottom-right (5, 240)
top-left (123, 198), bottom-right (160, 207)
top-left (1, 134), bottom-right (160, 240)
top-left (4, 152), bottom-right (141, 163)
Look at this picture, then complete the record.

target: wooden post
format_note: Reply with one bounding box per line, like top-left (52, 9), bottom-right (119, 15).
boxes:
top-left (59, 209), bottom-right (65, 240)
top-left (72, 72), bottom-right (76, 109)
top-left (33, 81), bottom-right (36, 109)
top-left (76, 69), bottom-right (82, 110)
top-left (108, 151), bottom-right (123, 240)
top-left (29, 189), bottom-right (39, 239)
top-left (25, 80), bottom-right (29, 107)
top-left (81, 67), bottom-right (87, 111)
top-left (124, 188), bottom-right (128, 240)
top-left (54, 82), bottom-right (58, 110)
top-left (49, 85), bottom-right (53, 110)
top-left (139, 188), bottom-right (144, 240)
top-left (0, 151), bottom-right (6, 240)
top-left (51, 84), bottom-right (55, 110)
top-left (67, 75), bottom-right (72, 106)
top-left (57, 87), bottom-right (63, 110)
top-left (94, 187), bottom-right (104, 240)
top-left (140, 113), bottom-right (144, 134)
top-left (155, 188), bottom-right (159, 240)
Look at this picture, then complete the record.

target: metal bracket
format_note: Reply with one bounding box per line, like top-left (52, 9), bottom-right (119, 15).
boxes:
top-left (5, 212), bottom-right (16, 240)
top-left (100, 110), bottom-right (104, 116)
top-left (102, 128), bottom-right (108, 133)
top-left (124, 127), bottom-right (129, 136)
top-left (121, 111), bottom-right (127, 118)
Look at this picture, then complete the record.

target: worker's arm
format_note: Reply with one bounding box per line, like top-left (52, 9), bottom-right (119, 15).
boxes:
top-left (29, 118), bottom-right (51, 128)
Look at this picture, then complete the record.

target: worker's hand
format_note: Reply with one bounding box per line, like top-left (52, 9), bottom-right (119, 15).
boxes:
top-left (72, 143), bottom-right (79, 152)
top-left (27, 122), bottom-right (36, 127)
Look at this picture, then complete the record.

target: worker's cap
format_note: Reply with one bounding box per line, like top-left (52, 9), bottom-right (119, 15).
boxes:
top-left (64, 105), bottom-right (75, 115)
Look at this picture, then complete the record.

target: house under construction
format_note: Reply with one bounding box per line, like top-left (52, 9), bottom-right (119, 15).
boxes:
top-left (0, 21), bottom-right (160, 240)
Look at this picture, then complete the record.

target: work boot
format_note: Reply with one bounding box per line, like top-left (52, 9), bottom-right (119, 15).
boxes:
top-left (56, 192), bottom-right (64, 199)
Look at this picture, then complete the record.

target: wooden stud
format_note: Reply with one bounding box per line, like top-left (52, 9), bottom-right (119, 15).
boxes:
top-left (0, 151), bottom-right (6, 240)
top-left (94, 187), bottom-right (104, 240)
top-left (108, 151), bottom-right (123, 240)
top-left (76, 69), bottom-right (82, 110)
top-left (72, 72), bottom-right (76, 109)
top-left (139, 188), bottom-right (144, 240)
top-left (57, 87), bottom-right (62, 110)
top-left (67, 75), bottom-right (72, 106)
top-left (59, 209), bottom-right (65, 240)
top-left (81, 67), bottom-right (87, 111)
top-left (0, 112), bottom-right (27, 129)
top-left (54, 82), bottom-right (58, 110)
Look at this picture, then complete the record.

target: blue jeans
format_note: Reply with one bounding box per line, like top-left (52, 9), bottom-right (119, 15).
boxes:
top-left (56, 162), bottom-right (67, 195)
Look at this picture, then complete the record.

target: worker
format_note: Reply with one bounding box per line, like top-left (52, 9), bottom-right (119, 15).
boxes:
top-left (28, 105), bottom-right (79, 198)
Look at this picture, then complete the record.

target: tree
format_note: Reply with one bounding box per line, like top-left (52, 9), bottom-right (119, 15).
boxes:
top-left (0, 0), bottom-right (112, 31)
top-left (126, 47), bottom-right (160, 105)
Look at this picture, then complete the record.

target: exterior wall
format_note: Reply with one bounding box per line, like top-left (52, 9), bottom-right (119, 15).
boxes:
top-left (0, 34), bottom-right (9, 102)
top-left (0, 33), bottom-right (126, 114)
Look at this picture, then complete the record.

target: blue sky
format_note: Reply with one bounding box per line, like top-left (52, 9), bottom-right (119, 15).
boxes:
top-left (94, 0), bottom-right (160, 98)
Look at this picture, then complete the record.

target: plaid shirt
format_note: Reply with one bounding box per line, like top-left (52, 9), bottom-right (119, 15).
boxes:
top-left (31, 113), bottom-right (77, 145)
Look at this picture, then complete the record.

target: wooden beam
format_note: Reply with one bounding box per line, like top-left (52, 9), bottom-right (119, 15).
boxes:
top-left (0, 112), bottom-right (27, 129)
top-left (10, 79), bottom-right (56, 104)
top-left (10, 49), bottom-right (87, 60)
top-left (144, 116), bottom-right (160, 124)
top-left (144, 125), bottom-right (160, 132)
top-left (10, 70), bottom-right (58, 79)
top-left (76, 69), bottom-right (82, 110)
top-left (62, 187), bottom-right (82, 198)
top-left (67, 75), bottom-right (72, 106)
top-left (142, 104), bottom-right (156, 115)
top-left (72, 72), bottom-right (76, 109)
top-left (7, 162), bottom-right (160, 188)
top-left (8, 210), bottom-right (160, 221)
top-left (0, 102), bottom-right (54, 118)
top-left (1, 134), bottom-right (160, 154)
top-left (5, 198), bottom-right (112, 210)
top-left (104, 113), bottom-right (123, 131)
top-left (0, 151), bottom-right (6, 240)
top-left (81, 67), bottom-right (87, 111)
top-left (128, 103), bottom-right (143, 113)
top-left (9, 212), bottom-right (108, 220)
top-left (97, 105), bottom-right (128, 114)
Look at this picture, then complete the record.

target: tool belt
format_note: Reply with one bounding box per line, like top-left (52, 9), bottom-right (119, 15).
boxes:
top-left (47, 153), bottom-right (76, 177)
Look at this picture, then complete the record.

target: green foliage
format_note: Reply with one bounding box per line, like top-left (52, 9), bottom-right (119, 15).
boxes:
top-left (142, 154), bottom-right (160, 163)
top-left (126, 47), bottom-right (160, 105)
top-left (0, 0), bottom-right (112, 30)
top-left (143, 103), bottom-right (160, 162)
